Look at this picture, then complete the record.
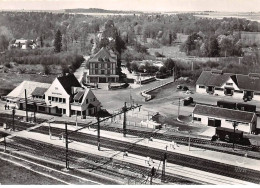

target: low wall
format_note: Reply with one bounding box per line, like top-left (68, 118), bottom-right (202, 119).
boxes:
top-left (141, 80), bottom-right (174, 101)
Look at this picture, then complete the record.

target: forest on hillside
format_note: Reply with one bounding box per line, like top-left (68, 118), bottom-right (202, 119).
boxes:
top-left (0, 11), bottom-right (260, 79)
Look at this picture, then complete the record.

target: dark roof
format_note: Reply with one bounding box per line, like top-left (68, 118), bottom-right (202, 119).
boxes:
top-left (193, 104), bottom-right (255, 123)
top-left (89, 47), bottom-right (116, 63)
top-left (88, 103), bottom-right (95, 108)
top-left (74, 91), bottom-right (84, 101)
top-left (196, 71), bottom-right (233, 87)
top-left (236, 74), bottom-right (260, 92)
top-left (57, 74), bottom-right (81, 95)
top-left (31, 87), bottom-right (48, 96)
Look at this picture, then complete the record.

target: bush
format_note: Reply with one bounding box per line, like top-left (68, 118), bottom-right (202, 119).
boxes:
top-left (4, 62), bottom-right (12, 68)
top-left (154, 52), bottom-right (165, 57)
top-left (43, 64), bottom-right (51, 75)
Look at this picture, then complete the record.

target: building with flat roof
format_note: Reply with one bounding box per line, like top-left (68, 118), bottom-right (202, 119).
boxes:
top-left (196, 70), bottom-right (260, 101)
top-left (192, 104), bottom-right (258, 134)
top-left (5, 74), bottom-right (101, 118)
top-left (86, 47), bottom-right (119, 83)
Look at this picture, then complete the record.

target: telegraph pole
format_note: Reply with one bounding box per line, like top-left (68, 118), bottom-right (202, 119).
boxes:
top-left (65, 123), bottom-right (69, 169)
top-left (97, 115), bottom-right (101, 151)
top-left (4, 136), bottom-right (6, 152)
top-left (161, 152), bottom-right (167, 182)
top-left (12, 108), bottom-right (15, 131)
top-left (150, 166), bottom-right (155, 185)
top-left (123, 102), bottom-right (127, 137)
top-left (24, 89), bottom-right (28, 122)
top-left (177, 98), bottom-right (180, 117)
top-left (34, 102), bottom-right (36, 123)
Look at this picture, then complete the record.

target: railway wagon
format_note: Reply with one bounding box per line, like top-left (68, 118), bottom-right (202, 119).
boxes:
top-left (236, 103), bottom-right (256, 112)
top-left (215, 127), bottom-right (243, 142)
top-left (217, 100), bottom-right (236, 110)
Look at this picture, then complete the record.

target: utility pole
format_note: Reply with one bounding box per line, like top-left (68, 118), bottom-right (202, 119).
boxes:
top-left (34, 102), bottom-right (36, 123)
top-left (97, 114), bottom-right (100, 151)
top-left (161, 152), bottom-right (167, 182)
top-left (150, 166), bottom-right (155, 185)
top-left (65, 123), bottom-right (69, 170)
top-left (188, 131), bottom-right (191, 151)
top-left (233, 122), bottom-right (238, 150)
top-left (25, 89), bottom-right (28, 122)
top-left (12, 108), bottom-right (15, 131)
top-left (177, 98), bottom-right (180, 117)
top-left (123, 102), bottom-right (127, 137)
top-left (4, 136), bottom-right (6, 152)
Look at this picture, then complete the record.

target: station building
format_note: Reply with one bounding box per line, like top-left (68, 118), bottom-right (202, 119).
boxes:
top-left (85, 47), bottom-right (119, 83)
top-left (192, 104), bottom-right (258, 134)
top-left (196, 70), bottom-right (260, 101)
top-left (5, 74), bottom-right (101, 118)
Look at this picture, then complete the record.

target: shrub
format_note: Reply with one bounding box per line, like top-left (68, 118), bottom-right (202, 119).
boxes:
top-left (4, 62), bottom-right (12, 68)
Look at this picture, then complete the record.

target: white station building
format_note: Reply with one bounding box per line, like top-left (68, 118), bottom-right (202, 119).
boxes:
top-left (5, 74), bottom-right (101, 118)
top-left (196, 70), bottom-right (260, 101)
top-left (192, 104), bottom-right (258, 134)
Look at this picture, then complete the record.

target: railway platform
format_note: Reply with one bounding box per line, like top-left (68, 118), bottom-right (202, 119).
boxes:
top-left (0, 126), bottom-right (255, 185)
top-left (1, 122), bottom-right (259, 185)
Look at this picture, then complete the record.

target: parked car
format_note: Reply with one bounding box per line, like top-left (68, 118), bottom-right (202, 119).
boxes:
top-left (182, 86), bottom-right (189, 91)
top-left (177, 85), bottom-right (182, 90)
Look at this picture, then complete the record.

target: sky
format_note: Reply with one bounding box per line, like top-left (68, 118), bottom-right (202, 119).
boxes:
top-left (0, 0), bottom-right (260, 12)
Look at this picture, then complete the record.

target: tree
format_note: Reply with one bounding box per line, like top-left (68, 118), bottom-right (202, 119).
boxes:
top-left (0, 35), bottom-right (9, 51)
top-left (54, 29), bottom-right (62, 53)
top-left (40, 35), bottom-right (44, 47)
top-left (164, 58), bottom-right (175, 70)
top-left (207, 37), bottom-right (220, 57)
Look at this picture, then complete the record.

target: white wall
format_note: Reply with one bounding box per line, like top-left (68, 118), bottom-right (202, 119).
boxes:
top-left (253, 94), bottom-right (260, 102)
top-left (196, 85), bottom-right (207, 94)
top-left (45, 78), bottom-right (70, 116)
top-left (193, 113), bottom-right (251, 133)
top-left (220, 78), bottom-right (240, 90)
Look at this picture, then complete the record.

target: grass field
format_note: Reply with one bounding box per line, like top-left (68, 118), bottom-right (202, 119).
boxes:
top-left (0, 159), bottom-right (62, 184)
top-left (148, 45), bottom-right (187, 59)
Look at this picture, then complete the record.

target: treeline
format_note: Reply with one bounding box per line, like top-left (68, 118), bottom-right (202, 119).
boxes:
top-left (1, 12), bottom-right (260, 53)
top-left (0, 48), bottom-right (84, 73)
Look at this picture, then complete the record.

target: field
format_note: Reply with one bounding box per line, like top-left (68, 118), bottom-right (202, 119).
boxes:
top-left (0, 72), bottom-right (56, 96)
top-left (148, 45), bottom-right (187, 59)
top-left (194, 12), bottom-right (260, 23)
top-left (0, 159), bottom-right (62, 184)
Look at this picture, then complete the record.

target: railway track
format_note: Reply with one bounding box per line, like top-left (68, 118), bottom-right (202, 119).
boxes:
top-left (31, 126), bottom-right (260, 184)
top-left (1, 136), bottom-right (198, 185)
top-left (52, 120), bottom-right (260, 159)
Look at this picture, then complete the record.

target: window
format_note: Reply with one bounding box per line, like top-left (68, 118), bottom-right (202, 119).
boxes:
top-left (101, 64), bottom-right (104, 69)
top-left (95, 63), bottom-right (98, 68)
top-left (193, 117), bottom-right (201, 121)
top-left (63, 109), bottom-right (66, 114)
top-left (215, 87), bottom-right (224, 91)
top-left (199, 85), bottom-right (205, 88)
top-left (59, 98), bottom-right (62, 103)
top-left (93, 98), bottom-right (96, 101)
top-left (55, 97), bottom-right (58, 102)
top-left (255, 92), bottom-right (260, 96)
top-left (226, 83), bottom-right (233, 86)
top-left (48, 96), bottom-right (51, 101)
top-left (86, 99), bottom-right (88, 104)
top-left (107, 70), bottom-right (111, 75)
top-left (107, 63), bottom-right (111, 68)
top-left (95, 69), bottom-right (98, 74)
top-left (63, 98), bottom-right (66, 103)
top-left (101, 70), bottom-right (105, 74)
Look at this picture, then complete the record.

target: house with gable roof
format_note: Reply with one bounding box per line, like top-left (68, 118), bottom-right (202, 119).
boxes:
top-left (86, 47), bottom-right (119, 83)
top-left (196, 70), bottom-right (260, 101)
top-left (5, 73), bottom-right (101, 118)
